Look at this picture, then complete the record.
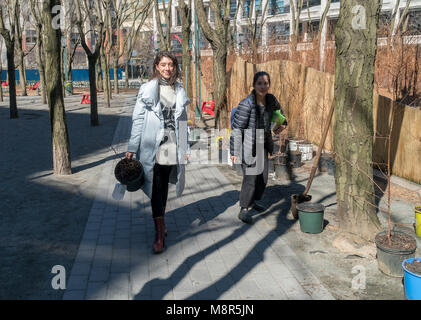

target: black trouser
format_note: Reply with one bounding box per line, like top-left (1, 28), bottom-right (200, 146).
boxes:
top-left (151, 163), bottom-right (176, 218)
top-left (239, 151), bottom-right (269, 209)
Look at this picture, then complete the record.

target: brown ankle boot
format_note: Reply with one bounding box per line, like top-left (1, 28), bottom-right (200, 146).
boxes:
top-left (153, 217), bottom-right (165, 254)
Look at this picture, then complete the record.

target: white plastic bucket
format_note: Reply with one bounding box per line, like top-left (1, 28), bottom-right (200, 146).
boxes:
top-left (289, 139), bottom-right (304, 151)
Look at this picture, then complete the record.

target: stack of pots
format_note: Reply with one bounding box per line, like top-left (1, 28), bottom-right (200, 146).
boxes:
top-left (299, 142), bottom-right (313, 161)
top-left (288, 138), bottom-right (313, 163)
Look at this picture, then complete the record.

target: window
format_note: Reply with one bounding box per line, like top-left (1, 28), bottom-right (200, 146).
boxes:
top-left (25, 30), bottom-right (37, 44)
top-left (255, 0), bottom-right (262, 17)
top-left (209, 7), bottom-right (214, 22)
top-left (269, 0), bottom-right (286, 16)
top-left (242, 0), bottom-right (251, 18)
top-left (71, 33), bottom-right (80, 46)
top-left (268, 23), bottom-right (290, 44)
top-left (230, 0), bottom-right (237, 18)
top-left (302, 0), bottom-right (321, 10)
top-left (406, 9), bottom-right (421, 35)
top-left (172, 34), bottom-right (182, 52)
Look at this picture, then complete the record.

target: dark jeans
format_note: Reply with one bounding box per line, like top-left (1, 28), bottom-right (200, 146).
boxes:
top-left (151, 163), bottom-right (176, 218)
top-left (239, 151), bottom-right (269, 209)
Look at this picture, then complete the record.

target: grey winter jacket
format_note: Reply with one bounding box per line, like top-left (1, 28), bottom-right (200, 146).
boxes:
top-left (230, 92), bottom-right (286, 163)
top-left (127, 79), bottom-right (190, 199)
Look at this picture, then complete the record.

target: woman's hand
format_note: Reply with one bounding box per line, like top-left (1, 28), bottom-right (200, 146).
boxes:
top-left (273, 125), bottom-right (287, 136)
top-left (230, 155), bottom-right (237, 164)
top-left (125, 152), bottom-right (134, 160)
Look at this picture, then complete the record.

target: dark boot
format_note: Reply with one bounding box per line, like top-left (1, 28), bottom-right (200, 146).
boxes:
top-left (238, 208), bottom-right (253, 224)
top-left (153, 217), bottom-right (166, 254)
top-left (252, 201), bottom-right (266, 212)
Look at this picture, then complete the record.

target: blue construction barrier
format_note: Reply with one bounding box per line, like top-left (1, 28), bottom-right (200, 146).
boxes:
top-left (1, 68), bottom-right (124, 83)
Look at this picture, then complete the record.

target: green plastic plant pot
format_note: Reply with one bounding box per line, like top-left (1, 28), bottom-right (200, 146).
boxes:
top-left (297, 202), bottom-right (325, 234)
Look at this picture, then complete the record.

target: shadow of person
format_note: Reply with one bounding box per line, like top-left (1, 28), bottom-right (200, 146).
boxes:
top-left (133, 180), bottom-right (304, 300)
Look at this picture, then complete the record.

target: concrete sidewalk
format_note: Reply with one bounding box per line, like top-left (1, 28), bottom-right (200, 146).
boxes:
top-left (63, 103), bottom-right (335, 300)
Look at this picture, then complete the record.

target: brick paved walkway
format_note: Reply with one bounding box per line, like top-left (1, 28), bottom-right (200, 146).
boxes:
top-left (63, 101), bottom-right (335, 300)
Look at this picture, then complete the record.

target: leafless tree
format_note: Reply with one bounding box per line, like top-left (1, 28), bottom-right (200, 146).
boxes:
top-left (41, 0), bottom-right (72, 175)
top-left (154, 0), bottom-right (172, 51)
top-left (195, 0), bottom-right (231, 128)
top-left (75, 0), bottom-right (106, 126)
top-left (176, 0), bottom-right (192, 100)
top-left (238, 0), bottom-right (270, 64)
top-left (29, 0), bottom-right (47, 104)
top-left (108, 0), bottom-right (152, 94)
top-left (0, 0), bottom-right (18, 118)
top-left (122, 2), bottom-right (153, 88)
top-left (14, 1), bottom-right (32, 96)
top-left (289, 0), bottom-right (303, 51)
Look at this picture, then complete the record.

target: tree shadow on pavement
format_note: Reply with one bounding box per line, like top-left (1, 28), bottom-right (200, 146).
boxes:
top-left (0, 103), bottom-right (125, 299)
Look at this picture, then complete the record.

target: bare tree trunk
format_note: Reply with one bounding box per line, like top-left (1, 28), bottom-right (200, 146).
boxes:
top-left (0, 2), bottom-right (18, 118)
top-left (6, 46), bottom-right (18, 118)
top-left (61, 46), bottom-right (66, 98)
top-left (214, 46), bottom-right (228, 128)
top-left (88, 56), bottom-right (99, 125)
top-left (96, 59), bottom-right (103, 91)
top-left (100, 48), bottom-right (111, 108)
top-left (179, 0), bottom-right (192, 101)
top-left (42, 0), bottom-right (72, 175)
top-left (36, 31), bottom-right (47, 104)
top-left (113, 56), bottom-right (119, 94)
top-left (15, 1), bottom-right (27, 97)
top-left (107, 55), bottom-right (112, 99)
top-left (194, 0), bottom-right (230, 129)
top-left (17, 55), bottom-right (27, 96)
top-left (154, 0), bottom-right (173, 51)
top-left (75, 0), bottom-right (105, 125)
top-left (333, 0), bottom-right (382, 240)
top-left (125, 59), bottom-right (129, 89)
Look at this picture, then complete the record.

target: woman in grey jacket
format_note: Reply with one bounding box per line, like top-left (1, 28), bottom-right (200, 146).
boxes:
top-left (125, 51), bottom-right (190, 253)
top-left (230, 71), bottom-right (287, 224)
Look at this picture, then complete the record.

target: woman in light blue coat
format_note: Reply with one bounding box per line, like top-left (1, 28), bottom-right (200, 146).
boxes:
top-left (125, 51), bottom-right (190, 253)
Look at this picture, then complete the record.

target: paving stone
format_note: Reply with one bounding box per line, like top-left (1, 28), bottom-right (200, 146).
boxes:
top-left (277, 277), bottom-right (312, 300)
top-left (89, 267), bottom-right (110, 282)
top-left (189, 267), bottom-right (213, 283)
top-left (265, 262), bottom-right (295, 279)
top-left (62, 290), bottom-right (85, 300)
top-left (107, 273), bottom-right (130, 300)
top-left (173, 290), bottom-right (195, 299)
top-left (85, 282), bottom-right (108, 300)
top-left (235, 279), bottom-right (263, 299)
top-left (67, 275), bottom-right (89, 290)
top-left (151, 284), bottom-right (173, 300)
top-left (302, 283), bottom-right (335, 300)
top-left (70, 262), bottom-right (91, 276)
top-left (218, 289), bottom-right (241, 300)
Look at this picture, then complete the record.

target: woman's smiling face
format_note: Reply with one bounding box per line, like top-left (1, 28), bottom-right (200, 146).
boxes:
top-left (156, 56), bottom-right (175, 80)
top-left (253, 75), bottom-right (270, 99)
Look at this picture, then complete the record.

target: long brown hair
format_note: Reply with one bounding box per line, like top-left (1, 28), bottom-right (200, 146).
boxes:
top-left (152, 51), bottom-right (180, 85)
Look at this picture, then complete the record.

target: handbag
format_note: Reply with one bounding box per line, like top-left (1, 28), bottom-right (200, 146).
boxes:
top-left (114, 158), bottom-right (144, 192)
